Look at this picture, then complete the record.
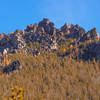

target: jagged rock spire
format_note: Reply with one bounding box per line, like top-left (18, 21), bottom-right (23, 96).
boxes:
top-left (80, 28), bottom-right (99, 41)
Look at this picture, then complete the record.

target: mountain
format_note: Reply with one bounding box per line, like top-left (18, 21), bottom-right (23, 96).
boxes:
top-left (1, 18), bottom-right (100, 100)
top-left (0, 18), bottom-right (99, 61)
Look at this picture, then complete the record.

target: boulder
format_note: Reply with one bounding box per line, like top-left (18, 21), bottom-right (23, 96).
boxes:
top-left (3, 60), bottom-right (22, 74)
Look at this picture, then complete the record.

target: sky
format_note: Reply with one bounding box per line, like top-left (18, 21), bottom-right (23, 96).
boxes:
top-left (0, 0), bottom-right (100, 35)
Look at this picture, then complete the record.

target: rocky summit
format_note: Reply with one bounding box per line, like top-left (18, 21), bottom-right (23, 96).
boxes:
top-left (0, 18), bottom-right (99, 61)
top-left (1, 18), bottom-right (100, 100)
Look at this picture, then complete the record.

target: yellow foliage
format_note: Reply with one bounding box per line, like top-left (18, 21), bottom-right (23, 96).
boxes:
top-left (0, 59), bottom-right (1, 65)
top-left (17, 95), bottom-right (23, 100)
top-left (2, 55), bottom-right (11, 67)
top-left (18, 88), bottom-right (24, 95)
top-left (3, 57), bottom-right (6, 67)
top-left (89, 39), bottom-right (92, 43)
top-left (66, 30), bottom-right (70, 35)
top-left (61, 32), bottom-right (64, 35)
top-left (63, 48), bottom-right (67, 53)
top-left (93, 58), bottom-right (96, 64)
top-left (70, 44), bottom-right (73, 49)
top-left (10, 86), bottom-right (24, 100)
top-left (71, 40), bottom-right (74, 43)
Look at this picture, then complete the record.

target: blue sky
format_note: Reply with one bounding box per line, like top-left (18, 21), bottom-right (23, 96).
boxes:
top-left (0, 0), bottom-right (100, 35)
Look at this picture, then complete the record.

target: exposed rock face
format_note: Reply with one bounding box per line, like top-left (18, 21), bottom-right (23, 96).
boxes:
top-left (80, 28), bottom-right (99, 42)
top-left (84, 41), bottom-right (100, 60)
top-left (23, 18), bottom-right (58, 52)
top-left (26, 24), bottom-right (38, 33)
top-left (3, 60), bottom-right (22, 74)
top-left (38, 18), bottom-right (56, 35)
top-left (0, 33), bottom-right (8, 40)
top-left (0, 18), bottom-right (100, 61)
top-left (94, 42), bottom-right (100, 59)
top-left (0, 30), bottom-right (28, 54)
top-left (61, 24), bottom-right (86, 39)
top-left (61, 23), bottom-right (70, 32)
top-left (88, 28), bottom-right (99, 39)
top-left (50, 39), bottom-right (58, 50)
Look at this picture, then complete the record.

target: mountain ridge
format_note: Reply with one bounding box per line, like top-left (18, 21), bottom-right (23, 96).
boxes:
top-left (0, 18), bottom-right (100, 61)
top-left (1, 18), bottom-right (100, 100)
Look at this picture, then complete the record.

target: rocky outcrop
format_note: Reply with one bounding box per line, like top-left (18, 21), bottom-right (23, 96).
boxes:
top-left (0, 18), bottom-right (100, 61)
top-left (3, 60), bottom-right (22, 74)
top-left (61, 24), bottom-right (86, 39)
top-left (38, 18), bottom-right (56, 35)
top-left (0, 33), bottom-right (8, 40)
top-left (80, 28), bottom-right (99, 42)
